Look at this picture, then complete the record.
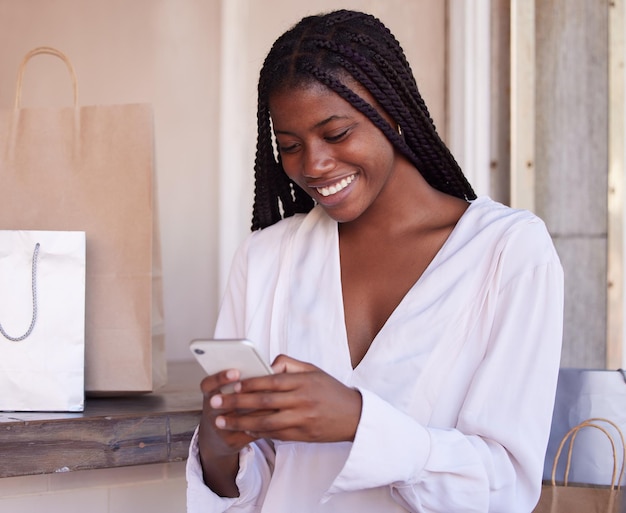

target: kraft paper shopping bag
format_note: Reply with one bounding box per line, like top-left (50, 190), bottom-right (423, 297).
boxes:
top-left (534, 419), bottom-right (624, 513)
top-left (0, 47), bottom-right (166, 394)
top-left (0, 230), bottom-right (85, 411)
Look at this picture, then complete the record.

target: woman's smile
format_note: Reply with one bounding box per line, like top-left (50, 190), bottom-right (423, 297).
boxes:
top-left (312, 174), bottom-right (356, 198)
top-left (315, 173), bottom-right (356, 197)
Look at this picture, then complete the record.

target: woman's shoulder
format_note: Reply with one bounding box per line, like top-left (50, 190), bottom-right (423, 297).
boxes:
top-left (465, 196), bottom-right (561, 273)
top-left (237, 206), bottom-right (328, 258)
top-left (468, 196), bottom-right (538, 224)
top-left (465, 196), bottom-right (551, 242)
top-left (249, 211), bottom-right (312, 244)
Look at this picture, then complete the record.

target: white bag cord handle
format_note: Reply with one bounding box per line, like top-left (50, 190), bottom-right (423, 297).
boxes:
top-left (0, 243), bottom-right (40, 342)
top-left (14, 46), bottom-right (78, 109)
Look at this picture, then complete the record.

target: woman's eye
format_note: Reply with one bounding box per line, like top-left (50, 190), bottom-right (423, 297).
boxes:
top-left (325, 129), bottom-right (349, 143)
top-left (278, 143), bottom-right (299, 154)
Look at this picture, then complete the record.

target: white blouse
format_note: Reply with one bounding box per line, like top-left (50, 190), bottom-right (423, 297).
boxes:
top-left (186, 196), bottom-right (564, 513)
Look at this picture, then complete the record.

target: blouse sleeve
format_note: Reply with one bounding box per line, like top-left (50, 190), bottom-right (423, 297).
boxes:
top-left (186, 428), bottom-right (274, 513)
top-left (325, 220), bottom-right (564, 513)
top-left (186, 236), bottom-right (276, 512)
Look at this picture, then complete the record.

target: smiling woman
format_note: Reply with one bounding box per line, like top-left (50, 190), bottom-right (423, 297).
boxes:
top-left (186, 9), bottom-right (564, 513)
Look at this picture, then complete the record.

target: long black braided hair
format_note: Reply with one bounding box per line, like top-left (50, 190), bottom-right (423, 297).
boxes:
top-left (251, 9), bottom-right (476, 230)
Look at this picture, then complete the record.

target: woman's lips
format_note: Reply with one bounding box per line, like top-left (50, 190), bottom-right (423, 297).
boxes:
top-left (314, 174), bottom-right (356, 197)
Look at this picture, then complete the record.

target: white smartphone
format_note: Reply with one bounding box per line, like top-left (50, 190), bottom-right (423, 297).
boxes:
top-left (189, 338), bottom-right (273, 393)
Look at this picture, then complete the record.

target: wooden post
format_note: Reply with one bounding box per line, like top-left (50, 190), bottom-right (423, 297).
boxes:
top-left (510, 0), bottom-right (535, 212)
top-left (608, 0), bottom-right (625, 369)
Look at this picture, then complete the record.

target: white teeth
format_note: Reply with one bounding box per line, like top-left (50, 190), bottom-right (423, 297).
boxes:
top-left (317, 175), bottom-right (355, 197)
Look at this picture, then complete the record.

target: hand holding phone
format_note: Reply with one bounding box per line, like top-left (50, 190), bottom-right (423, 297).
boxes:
top-left (189, 338), bottom-right (273, 393)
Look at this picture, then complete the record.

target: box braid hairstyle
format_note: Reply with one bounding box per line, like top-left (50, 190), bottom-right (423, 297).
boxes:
top-left (251, 9), bottom-right (476, 230)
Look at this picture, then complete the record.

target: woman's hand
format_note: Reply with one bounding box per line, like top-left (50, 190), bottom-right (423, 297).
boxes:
top-left (196, 368), bottom-right (258, 497)
top-left (196, 355), bottom-right (362, 495)
top-left (209, 354), bottom-right (363, 444)
top-left (198, 369), bottom-right (257, 458)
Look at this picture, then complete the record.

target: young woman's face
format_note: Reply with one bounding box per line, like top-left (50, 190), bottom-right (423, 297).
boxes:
top-left (269, 81), bottom-right (400, 224)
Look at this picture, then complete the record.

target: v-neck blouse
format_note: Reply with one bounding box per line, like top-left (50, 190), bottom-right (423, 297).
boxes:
top-left (186, 196), bottom-right (564, 513)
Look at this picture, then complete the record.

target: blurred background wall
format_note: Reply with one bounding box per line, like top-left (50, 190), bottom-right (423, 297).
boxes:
top-left (0, 0), bottom-right (451, 364)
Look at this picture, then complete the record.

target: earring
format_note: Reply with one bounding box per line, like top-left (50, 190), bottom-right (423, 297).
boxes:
top-left (397, 124), bottom-right (403, 136)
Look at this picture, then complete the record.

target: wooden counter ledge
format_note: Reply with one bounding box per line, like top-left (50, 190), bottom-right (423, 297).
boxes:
top-left (0, 361), bottom-right (204, 478)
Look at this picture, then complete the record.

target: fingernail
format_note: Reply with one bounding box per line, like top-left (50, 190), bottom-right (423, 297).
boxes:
top-left (233, 382), bottom-right (242, 393)
top-left (226, 369), bottom-right (238, 380)
top-left (210, 395), bottom-right (222, 408)
top-left (215, 416), bottom-right (226, 429)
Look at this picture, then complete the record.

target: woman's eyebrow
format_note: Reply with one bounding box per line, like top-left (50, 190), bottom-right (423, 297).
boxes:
top-left (274, 115), bottom-right (350, 135)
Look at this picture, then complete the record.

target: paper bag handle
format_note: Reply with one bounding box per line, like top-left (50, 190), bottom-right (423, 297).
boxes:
top-left (550, 417), bottom-right (625, 490)
top-left (14, 46), bottom-right (79, 109)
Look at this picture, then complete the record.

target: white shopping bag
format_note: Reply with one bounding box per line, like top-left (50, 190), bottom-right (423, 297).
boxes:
top-left (0, 230), bottom-right (86, 411)
top-left (543, 368), bottom-right (626, 487)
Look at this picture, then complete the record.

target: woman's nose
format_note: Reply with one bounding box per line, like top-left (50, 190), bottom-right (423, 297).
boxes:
top-left (302, 144), bottom-right (335, 177)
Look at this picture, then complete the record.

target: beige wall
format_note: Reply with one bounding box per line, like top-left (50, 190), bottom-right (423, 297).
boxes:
top-left (0, 0), bottom-right (222, 363)
top-left (0, 0), bottom-right (447, 363)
